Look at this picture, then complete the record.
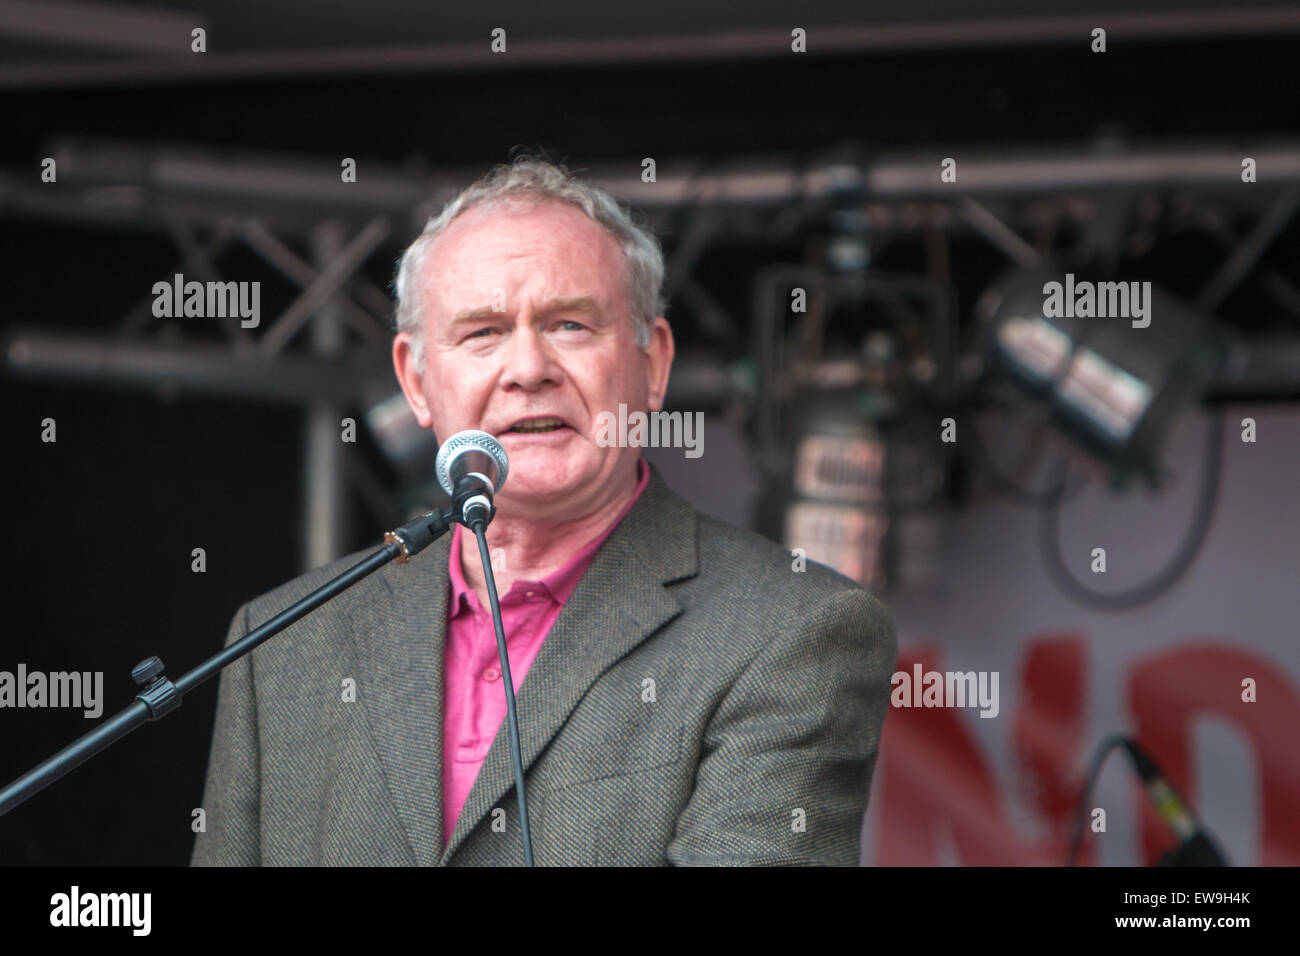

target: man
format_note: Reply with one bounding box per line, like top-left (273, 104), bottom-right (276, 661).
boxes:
top-left (192, 157), bottom-right (896, 866)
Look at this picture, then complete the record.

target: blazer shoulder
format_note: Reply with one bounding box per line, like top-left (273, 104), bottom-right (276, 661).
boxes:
top-left (692, 509), bottom-right (890, 622)
top-left (678, 510), bottom-right (896, 690)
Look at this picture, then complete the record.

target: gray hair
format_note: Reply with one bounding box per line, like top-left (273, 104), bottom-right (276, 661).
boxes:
top-left (393, 156), bottom-right (667, 373)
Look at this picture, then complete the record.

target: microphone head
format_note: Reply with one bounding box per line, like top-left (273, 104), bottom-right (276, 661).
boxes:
top-left (435, 429), bottom-right (509, 496)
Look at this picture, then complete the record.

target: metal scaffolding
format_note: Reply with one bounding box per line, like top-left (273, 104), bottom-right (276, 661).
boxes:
top-left (5, 136), bottom-right (1300, 567)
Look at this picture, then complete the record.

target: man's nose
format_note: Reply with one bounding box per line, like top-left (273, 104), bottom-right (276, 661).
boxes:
top-left (501, 322), bottom-right (562, 389)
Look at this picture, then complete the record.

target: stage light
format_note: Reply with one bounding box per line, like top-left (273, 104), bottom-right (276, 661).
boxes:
top-left (977, 268), bottom-right (1227, 484)
top-left (365, 391), bottom-right (437, 481)
top-left (779, 392), bottom-right (889, 589)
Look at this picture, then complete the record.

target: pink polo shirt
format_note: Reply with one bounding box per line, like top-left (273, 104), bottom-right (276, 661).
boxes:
top-left (442, 458), bottom-right (650, 845)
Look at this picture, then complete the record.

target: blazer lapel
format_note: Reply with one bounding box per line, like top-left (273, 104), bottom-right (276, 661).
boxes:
top-left (439, 463), bottom-right (698, 864)
top-left (348, 527), bottom-right (454, 867)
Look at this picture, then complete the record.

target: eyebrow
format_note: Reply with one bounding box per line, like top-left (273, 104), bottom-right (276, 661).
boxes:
top-left (449, 296), bottom-right (602, 327)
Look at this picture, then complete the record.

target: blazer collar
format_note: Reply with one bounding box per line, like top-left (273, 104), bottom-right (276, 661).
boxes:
top-left (349, 461), bottom-right (697, 866)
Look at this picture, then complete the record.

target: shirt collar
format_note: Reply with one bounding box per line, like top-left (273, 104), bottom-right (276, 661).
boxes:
top-left (448, 457), bottom-right (650, 618)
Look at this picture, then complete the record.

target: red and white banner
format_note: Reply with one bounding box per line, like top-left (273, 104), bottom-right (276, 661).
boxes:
top-left (860, 405), bottom-right (1300, 866)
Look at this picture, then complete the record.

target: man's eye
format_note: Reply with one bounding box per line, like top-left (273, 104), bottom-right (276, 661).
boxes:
top-left (466, 327), bottom-right (496, 339)
top-left (559, 320), bottom-right (586, 331)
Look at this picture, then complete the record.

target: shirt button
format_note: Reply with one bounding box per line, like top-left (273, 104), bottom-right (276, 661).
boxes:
top-left (525, 590), bottom-right (536, 598)
top-left (483, 667), bottom-right (500, 681)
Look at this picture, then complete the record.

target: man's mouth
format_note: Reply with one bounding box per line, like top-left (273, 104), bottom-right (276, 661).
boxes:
top-left (504, 416), bottom-right (570, 434)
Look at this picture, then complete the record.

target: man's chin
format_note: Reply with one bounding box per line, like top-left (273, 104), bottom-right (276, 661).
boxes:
top-left (494, 467), bottom-right (585, 510)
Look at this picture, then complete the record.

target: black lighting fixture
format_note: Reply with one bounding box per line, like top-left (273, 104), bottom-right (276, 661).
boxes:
top-left (976, 267), bottom-right (1233, 611)
top-left (751, 229), bottom-right (955, 591)
top-left (976, 268), bottom-right (1227, 486)
top-left (365, 390), bottom-right (447, 516)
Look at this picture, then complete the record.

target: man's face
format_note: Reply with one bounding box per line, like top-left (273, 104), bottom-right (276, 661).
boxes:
top-left (393, 198), bottom-right (673, 519)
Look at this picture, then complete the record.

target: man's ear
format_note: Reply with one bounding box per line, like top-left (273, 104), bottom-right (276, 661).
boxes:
top-left (644, 317), bottom-right (675, 413)
top-left (392, 332), bottom-right (434, 428)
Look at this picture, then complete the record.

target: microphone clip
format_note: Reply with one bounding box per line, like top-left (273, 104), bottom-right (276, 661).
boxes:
top-left (384, 507), bottom-right (455, 562)
top-left (452, 475), bottom-right (496, 529)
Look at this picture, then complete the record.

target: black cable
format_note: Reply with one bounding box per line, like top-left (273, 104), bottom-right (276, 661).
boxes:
top-left (1039, 410), bottom-right (1224, 612)
top-left (964, 405), bottom-right (1091, 507)
top-left (1067, 734), bottom-right (1131, 866)
top-left (471, 519), bottom-right (535, 866)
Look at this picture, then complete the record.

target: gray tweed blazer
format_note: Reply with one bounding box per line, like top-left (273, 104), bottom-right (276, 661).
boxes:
top-left (191, 462), bottom-right (896, 866)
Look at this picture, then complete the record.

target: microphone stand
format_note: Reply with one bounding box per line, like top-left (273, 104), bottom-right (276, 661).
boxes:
top-left (450, 477), bottom-right (535, 867)
top-left (0, 506), bottom-right (455, 819)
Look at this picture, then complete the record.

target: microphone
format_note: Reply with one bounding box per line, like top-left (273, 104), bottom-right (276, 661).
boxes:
top-left (1124, 739), bottom-right (1228, 866)
top-left (435, 429), bottom-right (509, 528)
